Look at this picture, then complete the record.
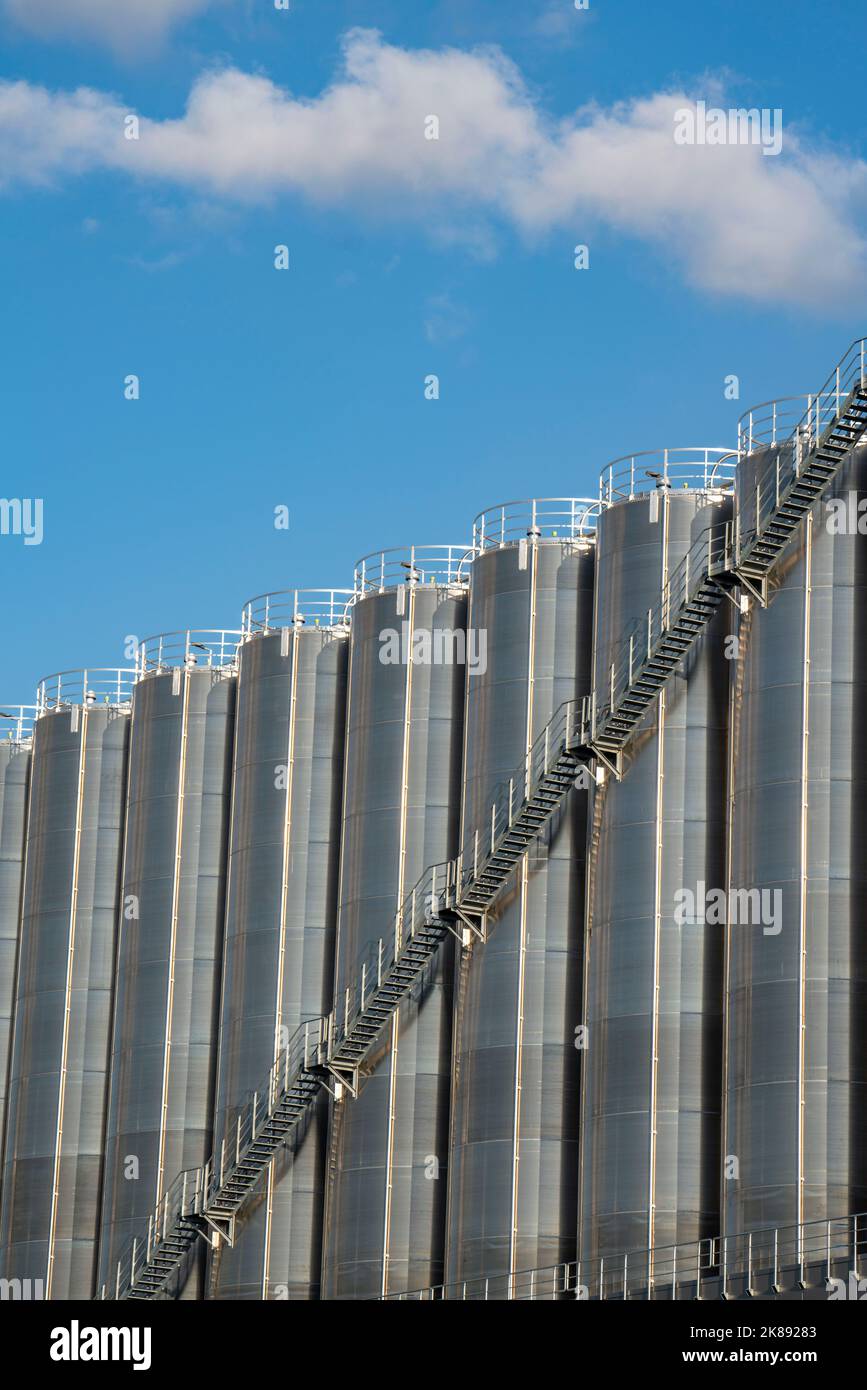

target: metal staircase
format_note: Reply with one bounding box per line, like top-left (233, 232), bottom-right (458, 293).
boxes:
top-left (100, 334), bottom-right (867, 1303)
top-left (453, 703), bottom-right (586, 933)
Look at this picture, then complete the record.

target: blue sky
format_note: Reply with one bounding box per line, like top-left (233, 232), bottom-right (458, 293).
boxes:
top-left (2, 0), bottom-right (866, 699)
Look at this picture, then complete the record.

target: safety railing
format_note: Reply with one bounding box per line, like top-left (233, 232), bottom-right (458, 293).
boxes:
top-left (353, 544), bottom-right (474, 595)
top-left (0, 704), bottom-right (38, 743)
top-left (100, 1164), bottom-right (207, 1301)
top-left (387, 1211), bottom-right (867, 1301)
top-left (599, 447), bottom-right (736, 504)
top-left (472, 498), bottom-right (601, 550)
top-left (135, 629), bottom-right (242, 675)
top-left (101, 1016), bottom-right (328, 1300)
top-left (588, 519), bottom-right (732, 738)
top-left (737, 392), bottom-right (842, 454)
top-left (735, 338), bottom-right (867, 558)
top-left (329, 860), bottom-right (458, 1054)
top-left (241, 588), bottom-right (354, 635)
top-left (206, 1015), bottom-right (328, 1204)
top-left (457, 700), bottom-right (585, 898)
top-left (36, 668), bottom-right (136, 713)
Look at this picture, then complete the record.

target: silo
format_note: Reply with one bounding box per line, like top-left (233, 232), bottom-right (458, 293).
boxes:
top-left (208, 591), bottom-right (350, 1301)
top-left (98, 631), bottom-right (237, 1301)
top-left (724, 400), bottom-right (867, 1256)
top-left (321, 545), bottom-right (470, 1299)
top-left (0, 707), bottom-right (35, 1196)
top-left (445, 500), bottom-right (597, 1289)
top-left (578, 451), bottom-right (735, 1280)
top-left (0, 670), bottom-right (133, 1299)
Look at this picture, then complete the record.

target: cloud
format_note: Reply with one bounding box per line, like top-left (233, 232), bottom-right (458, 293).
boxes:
top-left (2, 0), bottom-right (214, 51)
top-left (424, 293), bottom-right (472, 344)
top-left (0, 28), bottom-right (865, 306)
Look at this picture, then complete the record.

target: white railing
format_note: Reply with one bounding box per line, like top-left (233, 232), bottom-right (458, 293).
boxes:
top-left (36, 669), bottom-right (136, 714)
top-left (241, 589), bottom-right (354, 635)
top-left (599, 447), bottom-right (737, 504)
top-left (387, 1211), bottom-right (867, 1301)
top-left (135, 630), bottom-right (242, 676)
top-left (737, 393), bottom-right (842, 454)
top-left (0, 704), bottom-right (38, 743)
top-left (472, 498), bottom-right (601, 549)
top-left (353, 544), bottom-right (474, 594)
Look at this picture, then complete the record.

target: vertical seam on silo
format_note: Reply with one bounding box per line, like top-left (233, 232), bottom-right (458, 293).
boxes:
top-left (45, 708), bottom-right (88, 1298)
top-left (797, 515), bottom-right (813, 1241)
top-left (382, 585), bottom-right (415, 1297)
top-left (99, 704), bottom-right (134, 1291)
top-left (648, 493), bottom-right (670, 1267)
top-left (720, 595), bottom-right (741, 1239)
top-left (443, 572), bottom-right (475, 1286)
top-left (2, 743), bottom-right (33, 1257)
top-left (322, 609), bottom-right (357, 1295)
top-left (510, 542), bottom-right (537, 1284)
top-left (263, 625), bottom-right (300, 1298)
top-left (578, 520), bottom-right (604, 1258)
top-left (156, 671), bottom-right (191, 1205)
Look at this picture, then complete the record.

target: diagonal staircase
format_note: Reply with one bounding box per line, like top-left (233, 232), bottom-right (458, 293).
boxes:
top-left (101, 334), bottom-right (867, 1303)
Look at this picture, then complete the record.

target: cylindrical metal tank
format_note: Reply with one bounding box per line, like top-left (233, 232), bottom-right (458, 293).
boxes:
top-left (0, 670), bottom-right (133, 1299)
top-left (97, 631), bottom-right (237, 1300)
top-left (208, 591), bottom-right (350, 1300)
top-left (445, 500), bottom-right (597, 1289)
top-left (321, 545), bottom-right (471, 1299)
top-left (579, 451), bottom-right (735, 1278)
top-left (0, 707), bottom-right (35, 1202)
top-left (724, 400), bottom-right (867, 1251)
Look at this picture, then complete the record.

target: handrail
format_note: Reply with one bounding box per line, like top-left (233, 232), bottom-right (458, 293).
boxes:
top-left (328, 860), bottom-right (458, 1055)
top-left (599, 447), bottom-right (736, 504)
top-left (241, 589), bottom-right (354, 635)
top-left (0, 704), bottom-right (38, 743)
top-left (103, 1016), bottom-right (328, 1299)
top-left (135, 630), bottom-right (242, 676)
top-left (472, 498), bottom-right (601, 549)
top-left (386, 1210), bottom-right (867, 1300)
top-left (736, 337), bottom-right (867, 559)
top-left (36, 668), bottom-right (136, 713)
top-left (353, 544), bottom-right (475, 594)
top-left (588, 518), bottom-right (731, 738)
top-left (737, 393), bottom-right (838, 453)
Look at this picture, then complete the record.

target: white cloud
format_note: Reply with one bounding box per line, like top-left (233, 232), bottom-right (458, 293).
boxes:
top-left (2, 0), bottom-right (214, 51)
top-left (0, 28), bottom-right (865, 306)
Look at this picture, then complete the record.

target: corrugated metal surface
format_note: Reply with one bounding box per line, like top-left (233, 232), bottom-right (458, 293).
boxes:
top-left (208, 615), bottom-right (348, 1299)
top-left (445, 530), bottom-right (595, 1284)
top-left (322, 574), bottom-right (467, 1298)
top-left (0, 703), bottom-right (129, 1299)
top-left (0, 732), bottom-right (31, 1198)
top-left (579, 487), bottom-right (730, 1267)
top-left (724, 439), bottom-right (867, 1243)
top-left (98, 662), bottom-right (235, 1299)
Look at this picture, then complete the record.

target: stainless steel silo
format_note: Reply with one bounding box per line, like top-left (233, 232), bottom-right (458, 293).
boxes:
top-left (97, 631), bottom-right (238, 1301)
top-left (0, 670), bottom-right (133, 1300)
top-left (0, 707), bottom-right (34, 1202)
top-left (444, 500), bottom-right (597, 1290)
top-left (321, 545), bottom-right (471, 1299)
top-left (578, 451), bottom-right (735, 1279)
top-left (724, 399), bottom-right (867, 1253)
top-left (207, 591), bottom-right (350, 1301)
